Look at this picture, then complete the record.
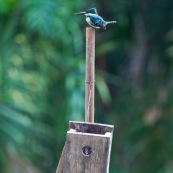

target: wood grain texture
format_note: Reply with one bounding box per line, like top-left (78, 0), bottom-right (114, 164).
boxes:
top-left (85, 27), bottom-right (95, 123)
top-left (63, 122), bottom-right (114, 173)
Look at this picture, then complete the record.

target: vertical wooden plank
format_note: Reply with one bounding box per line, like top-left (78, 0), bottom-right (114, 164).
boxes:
top-left (63, 131), bottom-right (112, 173)
top-left (85, 27), bottom-right (95, 123)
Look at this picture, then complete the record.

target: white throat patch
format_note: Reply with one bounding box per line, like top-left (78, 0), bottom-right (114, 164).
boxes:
top-left (86, 17), bottom-right (90, 23)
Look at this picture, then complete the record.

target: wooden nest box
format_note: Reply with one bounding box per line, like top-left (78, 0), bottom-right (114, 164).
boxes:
top-left (62, 121), bottom-right (114, 173)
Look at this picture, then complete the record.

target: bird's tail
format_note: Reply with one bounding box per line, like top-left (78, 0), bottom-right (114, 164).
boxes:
top-left (106, 21), bottom-right (117, 25)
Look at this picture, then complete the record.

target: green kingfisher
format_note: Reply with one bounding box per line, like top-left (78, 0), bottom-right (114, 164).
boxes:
top-left (76, 8), bottom-right (116, 29)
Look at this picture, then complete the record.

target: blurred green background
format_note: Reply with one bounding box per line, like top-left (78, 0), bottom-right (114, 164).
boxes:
top-left (1, 0), bottom-right (173, 172)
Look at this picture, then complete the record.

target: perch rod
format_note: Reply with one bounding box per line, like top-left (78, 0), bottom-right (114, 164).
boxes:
top-left (85, 27), bottom-right (95, 123)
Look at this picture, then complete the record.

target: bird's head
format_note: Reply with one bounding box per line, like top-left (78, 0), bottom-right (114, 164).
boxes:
top-left (76, 8), bottom-right (98, 15)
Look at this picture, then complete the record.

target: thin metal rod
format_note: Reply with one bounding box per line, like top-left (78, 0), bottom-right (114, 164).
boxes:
top-left (85, 27), bottom-right (95, 123)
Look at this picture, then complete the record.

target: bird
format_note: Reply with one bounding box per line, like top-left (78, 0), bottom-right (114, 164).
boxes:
top-left (76, 8), bottom-right (116, 30)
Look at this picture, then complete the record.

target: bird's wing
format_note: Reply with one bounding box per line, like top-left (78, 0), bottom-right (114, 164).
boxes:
top-left (89, 15), bottom-right (106, 28)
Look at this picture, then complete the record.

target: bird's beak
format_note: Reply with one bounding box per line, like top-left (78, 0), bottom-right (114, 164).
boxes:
top-left (76, 11), bottom-right (86, 15)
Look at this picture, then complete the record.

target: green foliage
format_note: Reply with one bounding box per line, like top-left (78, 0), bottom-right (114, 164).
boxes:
top-left (0, 0), bottom-right (85, 172)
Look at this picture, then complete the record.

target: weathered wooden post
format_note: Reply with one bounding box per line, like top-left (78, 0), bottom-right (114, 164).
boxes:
top-left (56, 27), bottom-right (114, 173)
top-left (85, 27), bottom-right (95, 123)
